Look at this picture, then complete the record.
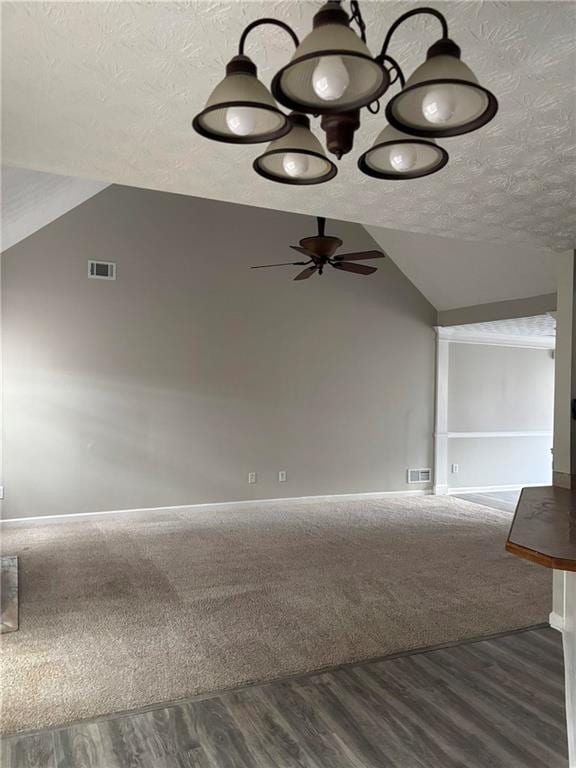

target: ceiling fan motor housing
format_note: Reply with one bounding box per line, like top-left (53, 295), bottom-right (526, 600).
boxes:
top-left (250, 216), bottom-right (385, 280)
top-left (300, 235), bottom-right (343, 258)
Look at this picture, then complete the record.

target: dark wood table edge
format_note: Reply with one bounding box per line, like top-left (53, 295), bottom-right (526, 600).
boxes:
top-left (505, 539), bottom-right (576, 571)
top-left (506, 486), bottom-right (576, 572)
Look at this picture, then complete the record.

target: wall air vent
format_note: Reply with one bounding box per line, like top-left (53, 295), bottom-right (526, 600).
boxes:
top-left (88, 260), bottom-right (116, 280)
top-left (408, 468), bottom-right (432, 484)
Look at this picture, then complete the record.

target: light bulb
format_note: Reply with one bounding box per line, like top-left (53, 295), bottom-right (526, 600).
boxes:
top-left (225, 106), bottom-right (257, 136)
top-left (282, 153), bottom-right (309, 178)
top-left (422, 87), bottom-right (457, 125)
top-left (312, 56), bottom-right (350, 102)
top-left (389, 144), bottom-right (417, 172)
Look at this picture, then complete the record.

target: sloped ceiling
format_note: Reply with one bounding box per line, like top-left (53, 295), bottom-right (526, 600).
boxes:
top-left (1, 167), bottom-right (108, 251)
top-left (2, 1), bottom-right (575, 252)
top-left (366, 224), bottom-right (558, 310)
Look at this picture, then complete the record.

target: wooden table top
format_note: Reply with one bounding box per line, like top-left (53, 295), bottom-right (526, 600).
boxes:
top-left (506, 485), bottom-right (576, 571)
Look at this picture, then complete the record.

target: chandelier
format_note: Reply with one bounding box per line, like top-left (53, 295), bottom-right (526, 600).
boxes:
top-left (192, 1), bottom-right (498, 185)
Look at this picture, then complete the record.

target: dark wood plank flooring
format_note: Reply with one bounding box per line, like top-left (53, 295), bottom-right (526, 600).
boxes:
top-left (1, 626), bottom-right (567, 767)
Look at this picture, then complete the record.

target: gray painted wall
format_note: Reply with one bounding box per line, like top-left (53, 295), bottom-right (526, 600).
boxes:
top-left (447, 343), bottom-right (554, 489)
top-left (1, 186), bottom-right (436, 519)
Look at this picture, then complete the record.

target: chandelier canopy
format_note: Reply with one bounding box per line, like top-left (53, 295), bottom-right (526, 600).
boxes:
top-left (192, 1), bottom-right (498, 185)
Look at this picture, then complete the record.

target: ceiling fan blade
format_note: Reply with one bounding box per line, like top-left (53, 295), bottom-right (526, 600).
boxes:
top-left (294, 266), bottom-right (318, 281)
top-left (333, 262), bottom-right (378, 275)
top-left (290, 245), bottom-right (315, 257)
top-left (251, 260), bottom-right (310, 269)
top-left (333, 250), bottom-right (385, 262)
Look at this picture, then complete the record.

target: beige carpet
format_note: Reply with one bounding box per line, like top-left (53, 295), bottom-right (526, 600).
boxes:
top-left (0, 494), bottom-right (550, 734)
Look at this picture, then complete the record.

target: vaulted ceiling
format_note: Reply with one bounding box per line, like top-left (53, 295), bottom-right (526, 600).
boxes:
top-left (1, 167), bottom-right (108, 252)
top-left (3, 1), bottom-right (575, 253)
top-left (366, 225), bottom-right (558, 311)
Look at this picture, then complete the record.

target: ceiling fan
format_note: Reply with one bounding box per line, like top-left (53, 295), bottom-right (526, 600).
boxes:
top-left (251, 217), bottom-right (385, 280)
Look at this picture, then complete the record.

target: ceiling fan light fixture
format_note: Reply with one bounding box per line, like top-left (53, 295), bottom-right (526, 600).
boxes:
top-left (192, 55), bottom-right (290, 144)
top-left (253, 113), bottom-right (338, 185)
top-left (358, 123), bottom-right (448, 180)
top-left (250, 217), bottom-right (386, 280)
top-left (271, 1), bottom-right (389, 115)
top-left (385, 39), bottom-right (498, 138)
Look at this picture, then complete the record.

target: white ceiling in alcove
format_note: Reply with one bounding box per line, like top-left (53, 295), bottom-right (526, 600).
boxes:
top-left (2, 1), bottom-right (575, 252)
top-left (451, 313), bottom-right (557, 337)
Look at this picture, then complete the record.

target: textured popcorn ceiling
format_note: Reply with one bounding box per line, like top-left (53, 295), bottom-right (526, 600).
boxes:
top-left (1, 166), bottom-right (108, 251)
top-left (451, 313), bottom-right (557, 337)
top-left (2, 1), bottom-right (575, 251)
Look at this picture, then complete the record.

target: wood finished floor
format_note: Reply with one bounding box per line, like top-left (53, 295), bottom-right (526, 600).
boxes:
top-left (1, 626), bottom-right (567, 768)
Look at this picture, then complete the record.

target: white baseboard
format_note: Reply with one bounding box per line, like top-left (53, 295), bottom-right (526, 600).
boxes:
top-left (0, 488), bottom-right (433, 524)
top-left (446, 483), bottom-right (545, 495)
top-left (549, 611), bottom-right (565, 632)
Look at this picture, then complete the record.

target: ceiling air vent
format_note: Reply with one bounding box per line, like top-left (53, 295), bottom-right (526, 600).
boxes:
top-left (408, 468), bottom-right (432, 484)
top-left (88, 260), bottom-right (116, 280)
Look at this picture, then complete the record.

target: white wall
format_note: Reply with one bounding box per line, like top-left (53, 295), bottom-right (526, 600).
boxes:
top-left (446, 342), bottom-right (555, 490)
top-left (448, 436), bottom-right (553, 489)
top-left (449, 344), bottom-right (555, 431)
top-left (1, 185), bottom-right (437, 519)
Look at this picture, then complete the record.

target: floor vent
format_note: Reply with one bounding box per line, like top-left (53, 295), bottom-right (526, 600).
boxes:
top-left (408, 468), bottom-right (432, 483)
top-left (88, 260), bottom-right (116, 280)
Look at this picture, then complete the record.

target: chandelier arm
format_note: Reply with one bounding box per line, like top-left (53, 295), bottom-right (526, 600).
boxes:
top-left (381, 54), bottom-right (405, 88)
top-left (376, 7), bottom-right (449, 63)
top-left (350, 1), bottom-right (367, 43)
top-left (238, 18), bottom-right (300, 56)
top-left (366, 55), bottom-right (403, 114)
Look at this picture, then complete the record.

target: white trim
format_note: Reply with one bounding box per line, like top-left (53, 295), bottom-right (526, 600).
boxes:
top-left (447, 482), bottom-right (544, 494)
top-left (440, 430), bottom-right (553, 439)
top-left (552, 569), bottom-right (568, 633)
top-left (433, 332), bottom-right (450, 498)
top-left (559, 572), bottom-right (576, 767)
top-left (550, 611), bottom-right (565, 632)
top-left (436, 327), bottom-right (555, 350)
top-left (0, 488), bottom-right (432, 524)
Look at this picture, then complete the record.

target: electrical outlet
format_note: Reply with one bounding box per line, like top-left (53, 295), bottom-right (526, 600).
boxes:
top-left (248, 472), bottom-right (257, 484)
top-left (0, 486), bottom-right (4, 500)
top-left (278, 471), bottom-right (287, 483)
top-left (451, 463), bottom-right (459, 474)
